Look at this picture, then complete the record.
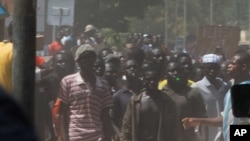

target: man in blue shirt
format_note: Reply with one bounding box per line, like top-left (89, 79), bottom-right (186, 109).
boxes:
top-left (182, 51), bottom-right (250, 141)
top-left (192, 54), bottom-right (229, 141)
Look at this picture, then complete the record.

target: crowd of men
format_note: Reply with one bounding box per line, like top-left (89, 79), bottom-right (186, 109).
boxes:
top-left (1, 24), bottom-right (250, 141)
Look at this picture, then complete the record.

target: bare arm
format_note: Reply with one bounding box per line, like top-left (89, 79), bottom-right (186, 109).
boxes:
top-left (59, 102), bottom-right (69, 141)
top-left (182, 116), bottom-right (223, 129)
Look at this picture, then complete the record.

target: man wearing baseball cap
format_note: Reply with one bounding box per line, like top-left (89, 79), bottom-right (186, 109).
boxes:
top-left (84, 24), bottom-right (97, 45)
top-left (58, 44), bottom-right (113, 141)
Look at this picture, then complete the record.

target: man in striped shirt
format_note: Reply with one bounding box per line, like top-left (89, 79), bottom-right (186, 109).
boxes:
top-left (58, 44), bottom-right (113, 141)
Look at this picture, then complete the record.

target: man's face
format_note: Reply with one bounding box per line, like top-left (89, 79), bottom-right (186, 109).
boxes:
top-left (125, 60), bottom-right (139, 80)
top-left (54, 54), bottom-right (69, 75)
top-left (166, 62), bottom-right (187, 85)
top-left (143, 70), bottom-right (159, 91)
top-left (56, 32), bottom-right (63, 41)
top-left (203, 63), bottom-right (220, 80)
top-left (117, 52), bottom-right (125, 64)
top-left (79, 33), bottom-right (87, 44)
top-left (94, 59), bottom-right (105, 77)
top-left (88, 29), bottom-right (96, 36)
top-left (152, 36), bottom-right (158, 43)
top-left (178, 56), bottom-right (192, 75)
top-left (194, 67), bottom-right (204, 81)
top-left (64, 28), bottom-right (70, 36)
top-left (220, 61), bottom-right (230, 80)
top-left (227, 55), bottom-right (241, 79)
top-left (104, 63), bottom-right (120, 87)
top-left (77, 52), bottom-right (96, 73)
top-left (152, 49), bottom-right (164, 65)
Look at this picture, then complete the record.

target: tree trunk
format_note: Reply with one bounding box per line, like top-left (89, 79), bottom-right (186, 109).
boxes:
top-left (12, 0), bottom-right (36, 124)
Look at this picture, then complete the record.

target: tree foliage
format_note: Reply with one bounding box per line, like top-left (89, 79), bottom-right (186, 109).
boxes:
top-left (74, 0), bottom-right (162, 32)
top-left (75, 0), bottom-right (249, 44)
top-left (99, 28), bottom-right (129, 51)
top-left (125, 0), bottom-right (249, 44)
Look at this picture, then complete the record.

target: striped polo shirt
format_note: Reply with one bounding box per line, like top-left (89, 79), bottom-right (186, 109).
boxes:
top-left (58, 72), bottom-right (113, 141)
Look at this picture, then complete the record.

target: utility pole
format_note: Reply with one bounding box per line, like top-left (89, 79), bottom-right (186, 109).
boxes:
top-left (164, 0), bottom-right (168, 48)
top-left (183, 0), bottom-right (187, 47)
top-left (174, 0), bottom-right (179, 41)
top-left (210, 0), bottom-right (213, 25)
top-left (12, 0), bottom-right (36, 124)
top-left (236, 0), bottom-right (240, 26)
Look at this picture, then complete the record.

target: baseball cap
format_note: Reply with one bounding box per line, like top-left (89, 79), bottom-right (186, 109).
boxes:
top-left (75, 44), bottom-right (95, 61)
top-left (84, 24), bottom-right (96, 32)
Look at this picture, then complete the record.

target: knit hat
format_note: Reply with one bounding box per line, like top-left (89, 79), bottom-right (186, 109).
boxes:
top-left (75, 44), bottom-right (95, 61)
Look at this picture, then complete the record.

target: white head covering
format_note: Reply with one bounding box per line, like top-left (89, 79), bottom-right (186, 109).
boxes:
top-left (84, 24), bottom-right (96, 32)
top-left (202, 54), bottom-right (221, 64)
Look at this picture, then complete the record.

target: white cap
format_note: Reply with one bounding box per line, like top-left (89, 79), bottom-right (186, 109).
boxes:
top-left (202, 54), bottom-right (221, 64)
top-left (85, 24), bottom-right (96, 32)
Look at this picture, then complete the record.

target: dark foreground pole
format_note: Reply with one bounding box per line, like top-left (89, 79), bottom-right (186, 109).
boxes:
top-left (12, 0), bottom-right (36, 123)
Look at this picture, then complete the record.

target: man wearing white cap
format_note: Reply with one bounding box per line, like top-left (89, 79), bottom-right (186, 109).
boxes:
top-left (191, 54), bottom-right (230, 141)
top-left (84, 24), bottom-right (97, 45)
top-left (182, 51), bottom-right (250, 141)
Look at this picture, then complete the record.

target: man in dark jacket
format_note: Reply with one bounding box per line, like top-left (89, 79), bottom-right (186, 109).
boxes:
top-left (163, 60), bottom-right (206, 141)
top-left (120, 63), bottom-right (181, 141)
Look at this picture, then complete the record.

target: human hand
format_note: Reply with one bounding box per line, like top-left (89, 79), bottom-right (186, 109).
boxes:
top-left (182, 117), bottom-right (200, 129)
